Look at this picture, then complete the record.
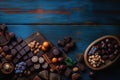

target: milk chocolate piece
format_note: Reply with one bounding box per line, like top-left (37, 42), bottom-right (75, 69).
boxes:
top-left (15, 45), bottom-right (22, 51)
top-left (19, 49), bottom-right (26, 56)
top-left (38, 70), bottom-right (48, 80)
top-left (21, 41), bottom-right (27, 47)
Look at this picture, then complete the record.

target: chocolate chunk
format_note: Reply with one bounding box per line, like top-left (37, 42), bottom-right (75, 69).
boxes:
top-left (15, 45), bottom-right (22, 51)
top-left (57, 40), bottom-right (65, 47)
top-left (21, 41), bottom-right (27, 47)
top-left (0, 47), bottom-right (3, 53)
top-left (109, 54), bottom-right (116, 61)
top-left (17, 37), bottom-right (23, 43)
top-left (11, 49), bottom-right (17, 56)
top-left (19, 49), bottom-right (26, 56)
top-left (64, 36), bottom-right (72, 43)
top-left (3, 46), bottom-right (9, 52)
top-left (24, 46), bottom-right (30, 52)
top-left (63, 47), bottom-right (69, 53)
top-left (38, 70), bottom-right (48, 80)
top-left (64, 68), bottom-right (72, 78)
top-left (77, 63), bottom-right (86, 72)
top-left (26, 59), bottom-right (33, 67)
top-left (50, 73), bottom-right (61, 80)
top-left (72, 73), bottom-right (81, 80)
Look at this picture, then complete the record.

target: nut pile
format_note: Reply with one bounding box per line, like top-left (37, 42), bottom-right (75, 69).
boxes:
top-left (88, 53), bottom-right (104, 68)
top-left (28, 41), bottom-right (50, 54)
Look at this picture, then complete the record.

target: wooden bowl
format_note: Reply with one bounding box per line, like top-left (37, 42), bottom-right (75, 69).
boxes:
top-left (84, 35), bottom-right (120, 71)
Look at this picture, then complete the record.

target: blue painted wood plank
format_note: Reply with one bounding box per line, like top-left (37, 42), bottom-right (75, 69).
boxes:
top-left (0, 0), bottom-right (119, 24)
top-left (6, 25), bottom-right (120, 80)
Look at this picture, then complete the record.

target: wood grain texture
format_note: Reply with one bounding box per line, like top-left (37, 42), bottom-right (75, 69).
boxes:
top-left (0, 0), bottom-right (119, 24)
top-left (7, 25), bottom-right (120, 80)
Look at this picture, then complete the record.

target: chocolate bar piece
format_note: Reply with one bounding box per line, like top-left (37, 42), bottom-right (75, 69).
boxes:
top-left (23, 55), bottom-right (29, 61)
top-left (28, 52), bottom-right (33, 58)
top-left (15, 45), bottom-right (22, 51)
top-left (24, 46), bottom-right (30, 52)
top-left (17, 37), bottom-right (23, 43)
top-left (12, 41), bottom-right (17, 47)
top-left (19, 49), bottom-right (26, 56)
top-left (21, 41), bottom-right (27, 47)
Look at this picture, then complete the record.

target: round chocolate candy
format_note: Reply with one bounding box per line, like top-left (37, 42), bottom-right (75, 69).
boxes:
top-left (34, 64), bottom-right (40, 69)
top-left (31, 56), bottom-right (38, 63)
top-left (39, 57), bottom-right (45, 64)
top-left (42, 62), bottom-right (48, 69)
top-left (52, 48), bottom-right (60, 56)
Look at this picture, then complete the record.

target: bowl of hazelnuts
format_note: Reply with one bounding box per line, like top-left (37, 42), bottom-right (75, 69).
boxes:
top-left (84, 35), bottom-right (120, 70)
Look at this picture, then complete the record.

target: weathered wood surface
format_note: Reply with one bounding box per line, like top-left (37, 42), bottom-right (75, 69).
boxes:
top-left (7, 25), bottom-right (120, 80)
top-left (0, 0), bottom-right (120, 24)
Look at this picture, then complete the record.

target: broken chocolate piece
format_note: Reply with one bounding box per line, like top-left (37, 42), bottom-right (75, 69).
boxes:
top-left (72, 73), bottom-right (81, 80)
top-left (38, 70), bottom-right (48, 80)
top-left (50, 73), bottom-right (61, 80)
top-left (33, 75), bottom-right (41, 80)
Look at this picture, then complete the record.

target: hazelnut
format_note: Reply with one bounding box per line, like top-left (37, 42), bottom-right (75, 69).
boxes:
top-left (41, 46), bottom-right (47, 51)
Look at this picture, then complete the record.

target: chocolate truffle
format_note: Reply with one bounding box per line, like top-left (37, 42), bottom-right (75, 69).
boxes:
top-left (31, 56), bottom-right (38, 63)
top-left (39, 57), bottom-right (44, 64)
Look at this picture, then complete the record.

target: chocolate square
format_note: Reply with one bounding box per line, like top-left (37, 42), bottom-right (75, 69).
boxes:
top-left (21, 41), bottom-right (27, 47)
top-left (19, 49), bottom-right (26, 56)
top-left (11, 49), bottom-right (17, 56)
top-left (12, 41), bottom-right (17, 47)
top-left (24, 46), bottom-right (30, 52)
top-left (17, 37), bottom-right (23, 43)
top-left (28, 52), bottom-right (33, 58)
top-left (15, 45), bottom-right (22, 51)
top-left (16, 54), bottom-right (21, 59)
top-left (23, 55), bottom-right (28, 61)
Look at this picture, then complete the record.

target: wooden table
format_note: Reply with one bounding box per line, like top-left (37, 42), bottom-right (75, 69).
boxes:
top-left (0, 0), bottom-right (120, 80)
